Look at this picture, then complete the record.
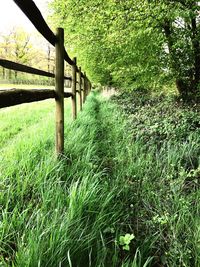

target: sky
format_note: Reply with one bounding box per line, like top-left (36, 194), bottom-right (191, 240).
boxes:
top-left (0, 0), bottom-right (50, 34)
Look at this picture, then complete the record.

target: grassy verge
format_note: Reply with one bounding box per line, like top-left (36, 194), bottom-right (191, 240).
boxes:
top-left (1, 91), bottom-right (200, 266)
top-left (112, 90), bottom-right (200, 266)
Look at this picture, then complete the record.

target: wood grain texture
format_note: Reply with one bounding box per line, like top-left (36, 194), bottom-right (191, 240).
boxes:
top-left (71, 57), bottom-right (77, 120)
top-left (55, 28), bottom-right (65, 155)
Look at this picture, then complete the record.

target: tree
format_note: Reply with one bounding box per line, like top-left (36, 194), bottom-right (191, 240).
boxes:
top-left (11, 28), bottom-right (32, 78)
top-left (51, 0), bottom-right (164, 88)
top-left (158, 0), bottom-right (200, 96)
top-left (0, 31), bottom-right (13, 79)
top-left (0, 27), bottom-right (33, 79)
top-left (0, 27), bottom-right (55, 83)
top-left (140, 0), bottom-right (200, 97)
top-left (51, 0), bottom-right (200, 97)
top-left (53, 0), bottom-right (200, 96)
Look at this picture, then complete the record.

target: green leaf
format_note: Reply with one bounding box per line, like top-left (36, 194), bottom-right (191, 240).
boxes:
top-left (123, 244), bottom-right (130, 251)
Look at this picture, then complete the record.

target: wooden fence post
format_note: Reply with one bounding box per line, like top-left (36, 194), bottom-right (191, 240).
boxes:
top-left (55, 27), bottom-right (64, 156)
top-left (78, 67), bottom-right (82, 111)
top-left (81, 76), bottom-right (84, 105)
top-left (86, 77), bottom-right (89, 97)
top-left (89, 81), bottom-right (92, 93)
top-left (83, 72), bottom-right (87, 103)
top-left (72, 57), bottom-right (77, 119)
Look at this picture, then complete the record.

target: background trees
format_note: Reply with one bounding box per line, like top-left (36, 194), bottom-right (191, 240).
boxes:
top-left (51, 0), bottom-right (200, 97)
top-left (0, 27), bottom-right (55, 84)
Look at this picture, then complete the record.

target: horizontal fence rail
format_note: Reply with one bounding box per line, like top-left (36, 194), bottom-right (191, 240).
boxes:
top-left (0, 0), bottom-right (92, 156)
top-left (0, 89), bottom-right (73, 108)
top-left (0, 59), bottom-right (71, 80)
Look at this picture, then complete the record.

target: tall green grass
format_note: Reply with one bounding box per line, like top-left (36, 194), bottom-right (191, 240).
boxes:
top-left (0, 91), bottom-right (199, 266)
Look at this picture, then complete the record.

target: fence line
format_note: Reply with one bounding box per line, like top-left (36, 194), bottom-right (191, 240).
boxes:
top-left (0, 0), bottom-right (92, 156)
top-left (0, 59), bottom-right (71, 80)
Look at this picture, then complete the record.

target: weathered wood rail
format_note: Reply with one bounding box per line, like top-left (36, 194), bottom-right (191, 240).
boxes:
top-left (0, 59), bottom-right (72, 80)
top-left (0, 89), bottom-right (72, 108)
top-left (0, 0), bottom-right (92, 156)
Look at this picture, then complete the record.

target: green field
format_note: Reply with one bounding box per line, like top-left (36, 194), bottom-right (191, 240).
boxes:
top-left (0, 84), bottom-right (55, 90)
top-left (0, 91), bottom-right (200, 266)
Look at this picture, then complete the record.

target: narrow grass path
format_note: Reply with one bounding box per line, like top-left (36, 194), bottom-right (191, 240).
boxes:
top-left (0, 93), bottom-right (152, 267)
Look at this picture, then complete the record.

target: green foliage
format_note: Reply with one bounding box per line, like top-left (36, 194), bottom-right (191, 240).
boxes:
top-left (51, 0), bottom-right (164, 89)
top-left (113, 90), bottom-right (200, 147)
top-left (119, 234), bottom-right (135, 251)
top-left (113, 90), bottom-right (200, 266)
top-left (51, 0), bottom-right (200, 95)
top-left (0, 28), bottom-right (32, 64)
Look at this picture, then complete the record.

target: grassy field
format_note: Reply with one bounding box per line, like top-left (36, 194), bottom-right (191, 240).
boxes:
top-left (0, 91), bottom-right (200, 266)
top-left (0, 84), bottom-right (55, 90)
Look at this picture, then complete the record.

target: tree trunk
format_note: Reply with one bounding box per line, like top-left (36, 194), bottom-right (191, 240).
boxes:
top-left (9, 69), bottom-right (12, 80)
top-left (2, 67), bottom-right (5, 79)
top-left (163, 20), bottom-right (186, 96)
top-left (191, 16), bottom-right (200, 90)
top-left (47, 44), bottom-right (51, 73)
top-left (15, 70), bottom-right (17, 79)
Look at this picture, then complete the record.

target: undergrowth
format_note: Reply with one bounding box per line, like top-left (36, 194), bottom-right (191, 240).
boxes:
top-left (112, 90), bottom-right (200, 266)
top-left (0, 90), bottom-right (200, 266)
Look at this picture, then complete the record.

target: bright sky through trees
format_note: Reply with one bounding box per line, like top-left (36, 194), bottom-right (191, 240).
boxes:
top-left (0, 0), bottom-right (50, 33)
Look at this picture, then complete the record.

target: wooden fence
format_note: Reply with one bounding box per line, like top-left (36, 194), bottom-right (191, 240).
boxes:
top-left (0, 0), bottom-right (92, 156)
